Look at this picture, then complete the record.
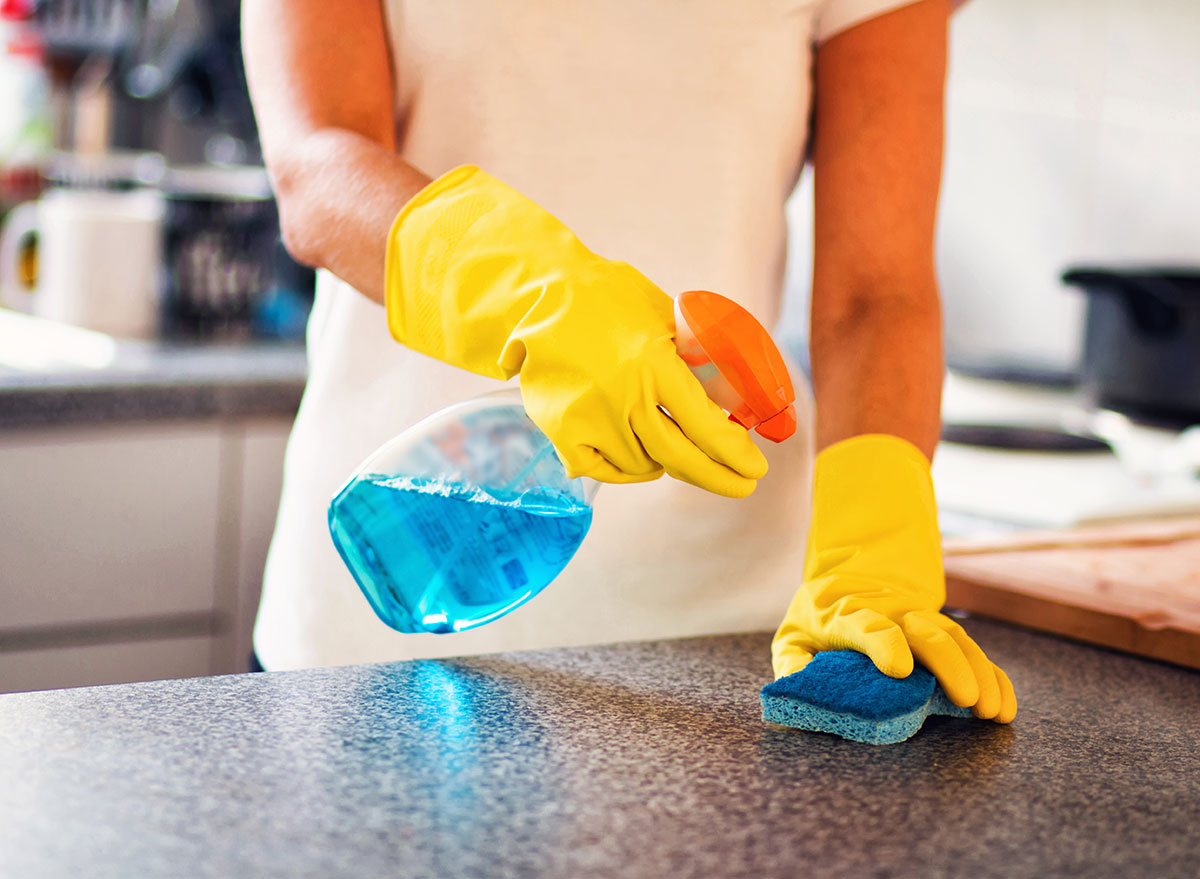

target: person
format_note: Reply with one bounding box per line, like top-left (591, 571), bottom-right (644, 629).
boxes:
top-left (242, 0), bottom-right (1017, 723)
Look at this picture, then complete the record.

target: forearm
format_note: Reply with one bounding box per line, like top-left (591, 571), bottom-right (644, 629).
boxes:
top-left (806, 0), bottom-right (949, 460)
top-left (242, 0), bottom-right (425, 305)
top-left (269, 130), bottom-right (430, 305)
top-left (809, 286), bottom-right (943, 459)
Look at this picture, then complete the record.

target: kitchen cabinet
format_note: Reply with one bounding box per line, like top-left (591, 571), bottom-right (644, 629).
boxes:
top-left (0, 636), bottom-right (214, 694)
top-left (217, 418), bottom-right (292, 675)
top-left (0, 417), bottom-right (292, 693)
top-left (0, 424), bottom-right (223, 629)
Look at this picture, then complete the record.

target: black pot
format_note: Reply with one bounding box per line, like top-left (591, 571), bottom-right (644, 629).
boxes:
top-left (1063, 266), bottom-right (1200, 427)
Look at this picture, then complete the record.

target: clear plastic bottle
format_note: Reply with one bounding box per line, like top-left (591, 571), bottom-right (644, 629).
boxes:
top-left (328, 291), bottom-right (797, 635)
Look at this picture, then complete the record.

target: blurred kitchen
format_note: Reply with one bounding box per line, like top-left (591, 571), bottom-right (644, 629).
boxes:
top-left (780, 0), bottom-right (1200, 532)
top-left (1, 0), bottom-right (1198, 696)
top-left (0, 0), bottom-right (312, 693)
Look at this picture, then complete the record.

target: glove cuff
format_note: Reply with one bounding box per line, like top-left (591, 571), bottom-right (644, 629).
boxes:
top-left (812, 433), bottom-right (935, 509)
top-left (805, 433), bottom-right (944, 600)
top-left (384, 164), bottom-right (491, 358)
top-left (383, 165), bottom-right (592, 378)
top-left (816, 432), bottom-right (930, 473)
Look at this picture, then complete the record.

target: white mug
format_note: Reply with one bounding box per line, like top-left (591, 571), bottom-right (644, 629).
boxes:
top-left (0, 188), bottom-right (165, 339)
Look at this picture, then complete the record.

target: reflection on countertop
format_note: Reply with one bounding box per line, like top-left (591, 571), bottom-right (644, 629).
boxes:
top-left (0, 310), bottom-right (307, 427)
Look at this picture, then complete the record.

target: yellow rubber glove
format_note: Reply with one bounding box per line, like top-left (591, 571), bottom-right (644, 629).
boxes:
top-left (772, 434), bottom-right (1017, 722)
top-left (385, 165), bottom-right (767, 497)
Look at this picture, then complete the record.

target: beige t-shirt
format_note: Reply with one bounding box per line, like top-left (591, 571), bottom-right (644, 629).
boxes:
top-left (255, 0), bottom-right (921, 670)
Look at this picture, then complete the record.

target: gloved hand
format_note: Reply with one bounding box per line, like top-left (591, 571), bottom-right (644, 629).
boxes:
top-left (384, 166), bottom-right (767, 497)
top-left (771, 434), bottom-right (1017, 722)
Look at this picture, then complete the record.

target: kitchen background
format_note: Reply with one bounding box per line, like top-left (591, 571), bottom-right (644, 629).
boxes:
top-left (2, 0), bottom-right (1198, 693)
top-left (783, 0), bottom-right (1200, 373)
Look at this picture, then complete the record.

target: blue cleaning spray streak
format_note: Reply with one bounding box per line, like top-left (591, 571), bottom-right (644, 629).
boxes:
top-left (328, 462), bottom-right (593, 635)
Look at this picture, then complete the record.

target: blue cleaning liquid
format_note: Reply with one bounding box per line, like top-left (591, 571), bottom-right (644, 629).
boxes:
top-left (329, 474), bottom-right (593, 634)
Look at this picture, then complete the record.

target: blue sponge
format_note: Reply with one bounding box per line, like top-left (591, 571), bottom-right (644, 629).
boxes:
top-left (760, 650), bottom-right (974, 745)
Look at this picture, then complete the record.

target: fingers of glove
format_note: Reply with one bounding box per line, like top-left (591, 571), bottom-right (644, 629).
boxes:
top-left (551, 413), bottom-right (661, 481)
top-left (654, 355), bottom-right (768, 480)
top-left (771, 641), bottom-right (816, 680)
top-left (524, 386), bottom-right (661, 480)
top-left (585, 431), bottom-right (661, 480)
top-left (630, 406), bottom-right (758, 498)
top-left (839, 608), bottom-right (914, 678)
top-left (993, 664), bottom-right (1018, 724)
top-left (558, 445), bottom-right (663, 485)
top-left (942, 621), bottom-right (1004, 719)
top-left (900, 612), bottom-right (981, 709)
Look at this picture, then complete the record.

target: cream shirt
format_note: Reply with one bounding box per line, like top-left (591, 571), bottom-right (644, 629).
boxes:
top-left (255, 0), bottom-right (921, 670)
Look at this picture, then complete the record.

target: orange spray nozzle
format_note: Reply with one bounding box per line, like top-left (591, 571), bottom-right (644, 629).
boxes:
top-left (673, 290), bottom-right (797, 443)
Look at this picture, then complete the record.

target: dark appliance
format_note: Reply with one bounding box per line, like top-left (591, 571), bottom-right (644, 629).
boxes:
top-left (1063, 266), bottom-right (1200, 427)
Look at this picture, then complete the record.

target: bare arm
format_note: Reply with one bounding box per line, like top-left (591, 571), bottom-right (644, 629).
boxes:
top-left (809, 0), bottom-right (949, 458)
top-left (242, 0), bottom-right (430, 304)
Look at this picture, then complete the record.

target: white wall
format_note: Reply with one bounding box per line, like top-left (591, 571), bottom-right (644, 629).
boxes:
top-left (778, 0), bottom-right (1200, 373)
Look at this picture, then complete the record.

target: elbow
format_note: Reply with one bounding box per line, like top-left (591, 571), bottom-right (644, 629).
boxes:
top-left (812, 277), bottom-right (942, 330)
top-left (278, 207), bottom-right (322, 270)
top-left (809, 276), bottom-right (943, 360)
top-left (812, 243), bottom-right (941, 320)
top-left (268, 155), bottom-right (323, 269)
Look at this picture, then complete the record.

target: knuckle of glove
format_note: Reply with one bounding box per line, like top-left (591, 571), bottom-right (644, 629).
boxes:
top-left (563, 390), bottom-right (658, 477)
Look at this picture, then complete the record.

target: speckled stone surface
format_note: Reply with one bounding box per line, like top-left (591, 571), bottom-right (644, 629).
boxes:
top-left (0, 342), bottom-right (307, 427)
top-left (1, 619), bottom-right (1197, 878)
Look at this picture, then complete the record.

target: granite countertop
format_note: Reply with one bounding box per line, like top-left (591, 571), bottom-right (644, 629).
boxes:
top-left (0, 312), bottom-right (307, 427)
top-left (1, 619), bottom-right (1197, 879)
